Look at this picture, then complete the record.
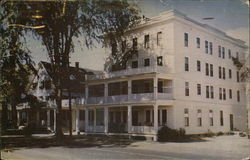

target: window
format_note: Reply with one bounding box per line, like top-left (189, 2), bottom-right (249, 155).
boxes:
top-left (229, 69), bottom-right (232, 79)
top-left (146, 110), bottom-right (151, 123)
top-left (218, 46), bottom-right (221, 57)
top-left (209, 42), bottom-right (213, 54)
top-left (219, 88), bottom-right (222, 100)
top-left (185, 57), bottom-right (189, 71)
top-left (210, 64), bottom-right (213, 77)
top-left (223, 88), bottom-right (226, 100)
top-left (219, 67), bottom-right (222, 79)
top-left (229, 89), bottom-right (232, 99)
top-left (185, 82), bottom-right (189, 96)
top-left (157, 32), bottom-right (162, 46)
top-left (144, 58), bottom-right (150, 66)
top-left (206, 86), bottom-right (209, 98)
top-left (237, 90), bottom-right (240, 102)
top-left (209, 110), bottom-right (213, 126)
top-left (79, 110), bottom-right (85, 121)
top-left (205, 41), bottom-right (208, 53)
top-left (220, 111), bottom-right (224, 126)
top-left (121, 40), bottom-right (126, 53)
top-left (197, 60), bottom-right (201, 71)
top-left (157, 56), bottom-right (163, 66)
top-left (210, 86), bottom-right (214, 99)
top-left (132, 61), bottom-right (138, 68)
top-left (222, 67), bottom-right (226, 79)
top-left (144, 35), bottom-right (150, 48)
top-left (184, 108), bottom-right (189, 127)
top-left (222, 47), bottom-right (225, 59)
top-left (197, 109), bottom-right (202, 127)
top-left (158, 81), bottom-right (163, 93)
top-left (162, 109), bottom-right (167, 125)
top-left (196, 37), bottom-right (200, 48)
top-left (236, 71), bottom-right (240, 82)
top-left (197, 84), bottom-right (201, 95)
top-left (228, 49), bottom-right (231, 59)
top-left (133, 38), bottom-right (138, 50)
top-left (205, 63), bottom-right (209, 76)
top-left (108, 81), bottom-right (128, 96)
top-left (184, 33), bottom-right (188, 47)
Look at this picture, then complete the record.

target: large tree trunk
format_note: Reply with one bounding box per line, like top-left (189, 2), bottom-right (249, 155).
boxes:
top-left (1, 100), bottom-right (8, 134)
top-left (55, 86), bottom-right (64, 140)
top-left (11, 102), bottom-right (17, 128)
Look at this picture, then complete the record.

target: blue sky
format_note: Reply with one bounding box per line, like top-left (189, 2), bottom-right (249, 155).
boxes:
top-left (28, 0), bottom-right (249, 70)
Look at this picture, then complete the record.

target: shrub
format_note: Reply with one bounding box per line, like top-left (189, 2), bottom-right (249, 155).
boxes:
top-left (157, 126), bottom-right (186, 142)
top-left (217, 131), bottom-right (224, 136)
top-left (204, 130), bottom-right (215, 137)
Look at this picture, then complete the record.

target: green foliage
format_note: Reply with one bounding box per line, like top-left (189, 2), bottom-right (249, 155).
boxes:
top-left (157, 126), bottom-right (186, 142)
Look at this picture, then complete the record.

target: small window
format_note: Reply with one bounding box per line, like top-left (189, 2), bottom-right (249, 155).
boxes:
top-left (197, 60), bottom-right (201, 71)
top-left (197, 110), bottom-right (202, 127)
top-left (237, 90), bottom-right (240, 102)
top-left (185, 57), bottom-right (189, 71)
top-left (184, 108), bottom-right (189, 114)
top-left (236, 71), bottom-right (240, 82)
top-left (196, 37), bottom-right (200, 48)
top-left (222, 67), bottom-right (226, 79)
top-left (209, 110), bottom-right (213, 126)
top-left (222, 47), bottom-right (225, 59)
top-left (223, 88), bottom-right (226, 100)
top-left (205, 63), bottom-right (209, 76)
top-left (228, 49), bottom-right (231, 59)
top-left (133, 38), bottom-right (138, 50)
top-left (209, 42), bottom-right (213, 55)
top-left (157, 32), bottom-right (162, 46)
top-left (220, 111), bottom-right (224, 126)
top-left (157, 56), bottom-right (163, 66)
top-left (184, 33), bottom-right (188, 47)
top-left (206, 86), bottom-right (209, 98)
top-left (144, 58), bottom-right (150, 67)
top-left (210, 86), bottom-right (214, 99)
top-left (218, 46), bottom-right (221, 57)
top-left (210, 64), bottom-right (213, 77)
top-left (185, 82), bottom-right (189, 96)
top-left (219, 67), bottom-right (222, 79)
top-left (205, 41), bottom-right (208, 53)
top-left (132, 61), bottom-right (138, 68)
top-left (229, 89), bottom-right (232, 99)
top-left (197, 84), bottom-right (201, 95)
top-left (229, 69), bottom-right (232, 79)
top-left (144, 35), bottom-right (150, 49)
top-left (219, 88), bottom-right (222, 100)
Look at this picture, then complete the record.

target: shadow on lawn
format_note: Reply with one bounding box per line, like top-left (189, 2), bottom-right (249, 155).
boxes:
top-left (1, 135), bottom-right (135, 150)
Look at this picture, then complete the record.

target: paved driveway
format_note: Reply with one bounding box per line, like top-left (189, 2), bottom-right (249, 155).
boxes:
top-left (2, 135), bottom-right (250, 160)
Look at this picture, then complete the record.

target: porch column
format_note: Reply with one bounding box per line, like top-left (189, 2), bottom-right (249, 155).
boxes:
top-left (85, 85), bottom-right (89, 104)
top-left (104, 83), bottom-right (108, 103)
top-left (17, 111), bottom-right (20, 126)
top-left (85, 108), bottom-right (89, 132)
top-left (53, 109), bottom-right (56, 131)
top-left (104, 107), bottom-right (109, 133)
top-left (154, 77), bottom-right (158, 100)
top-left (128, 79), bottom-right (132, 101)
top-left (47, 110), bottom-right (50, 129)
top-left (76, 109), bottom-right (80, 134)
top-left (153, 104), bottom-right (158, 141)
top-left (127, 105), bottom-right (132, 133)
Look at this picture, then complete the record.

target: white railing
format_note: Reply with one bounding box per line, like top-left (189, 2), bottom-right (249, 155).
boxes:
top-left (87, 97), bottom-right (105, 105)
top-left (106, 95), bottom-right (128, 103)
top-left (87, 65), bottom-right (168, 80)
top-left (129, 93), bottom-right (154, 102)
top-left (131, 126), bottom-right (155, 134)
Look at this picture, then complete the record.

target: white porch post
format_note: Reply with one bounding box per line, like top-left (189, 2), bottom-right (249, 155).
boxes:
top-left (85, 85), bottom-right (89, 104)
top-left (17, 111), bottom-right (20, 126)
top-left (104, 83), bottom-right (108, 103)
top-left (47, 110), bottom-right (50, 129)
top-left (153, 104), bottom-right (158, 141)
top-left (53, 109), bottom-right (56, 131)
top-left (76, 109), bottom-right (80, 134)
top-left (85, 108), bottom-right (89, 133)
top-left (104, 107), bottom-right (109, 133)
top-left (154, 77), bottom-right (158, 100)
top-left (127, 105), bottom-right (132, 133)
top-left (128, 79), bottom-right (132, 101)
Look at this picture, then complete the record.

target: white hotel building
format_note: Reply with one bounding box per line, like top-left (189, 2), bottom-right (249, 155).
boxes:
top-left (42, 10), bottom-right (248, 140)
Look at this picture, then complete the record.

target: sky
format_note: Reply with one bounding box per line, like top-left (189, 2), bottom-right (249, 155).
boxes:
top-left (28, 0), bottom-right (249, 71)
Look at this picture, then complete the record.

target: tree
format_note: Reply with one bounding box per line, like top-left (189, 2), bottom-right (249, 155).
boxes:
top-left (10, 0), bottom-right (140, 139)
top-left (0, 1), bottom-right (35, 131)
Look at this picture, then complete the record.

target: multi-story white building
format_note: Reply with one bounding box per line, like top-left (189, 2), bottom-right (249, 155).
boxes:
top-left (23, 10), bottom-right (247, 140)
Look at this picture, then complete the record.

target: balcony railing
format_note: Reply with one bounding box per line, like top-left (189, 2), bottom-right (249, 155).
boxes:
top-left (87, 65), bottom-right (168, 80)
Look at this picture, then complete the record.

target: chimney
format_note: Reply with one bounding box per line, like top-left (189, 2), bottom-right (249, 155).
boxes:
top-left (75, 62), bottom-right (79, 69)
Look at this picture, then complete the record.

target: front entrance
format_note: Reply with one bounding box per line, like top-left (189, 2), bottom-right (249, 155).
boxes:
top-left (230, 114), bottom-right (234, 131)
